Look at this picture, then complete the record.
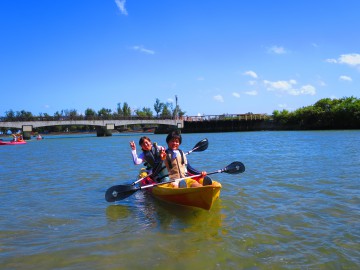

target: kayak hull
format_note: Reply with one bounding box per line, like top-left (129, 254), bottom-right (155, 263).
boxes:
top-left (151, 181), bottom-right (222, 210)
top-left (0, 140), bottom-right (27, 146)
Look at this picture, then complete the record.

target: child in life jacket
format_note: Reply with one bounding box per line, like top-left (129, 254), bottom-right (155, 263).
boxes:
top-left (130, 136), bottom-right (169, 183)
top-left (164, 130), bottom-right (212, 188)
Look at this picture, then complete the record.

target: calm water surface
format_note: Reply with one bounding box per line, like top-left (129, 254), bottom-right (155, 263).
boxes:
top-left (1, 131), bottom-right (359, 269)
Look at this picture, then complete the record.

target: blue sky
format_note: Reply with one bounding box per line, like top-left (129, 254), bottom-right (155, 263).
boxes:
top-left (1, 0), bottom-right (359, 117)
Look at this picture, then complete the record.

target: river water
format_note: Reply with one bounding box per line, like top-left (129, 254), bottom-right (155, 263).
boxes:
top-left (0, 131), bottom-right (359, 269)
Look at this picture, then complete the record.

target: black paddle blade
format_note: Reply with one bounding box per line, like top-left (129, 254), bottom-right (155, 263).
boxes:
top-left (105, 185), bottom-right (139, 202)
top-left (192, 138), bottom-right (208, 152)
top-left (224, 161), bottom-right (245, 174)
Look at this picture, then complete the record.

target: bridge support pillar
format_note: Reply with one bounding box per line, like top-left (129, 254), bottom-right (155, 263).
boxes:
top-left (96, 126), bottom-right (112, 137)
top-left (22, 131), bottom-right (31, 140)
top-left (22, 125), bottom-right (33, 140)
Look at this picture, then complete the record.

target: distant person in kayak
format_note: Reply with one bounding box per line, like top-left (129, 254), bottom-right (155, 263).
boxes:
top-left (130, 136), bottom-right (169, 183)
top-left (164, 130), bottom-right (212, 188)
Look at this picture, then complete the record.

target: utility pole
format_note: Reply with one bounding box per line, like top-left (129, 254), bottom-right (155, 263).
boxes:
top-left (175, 95), bottom-right (178, 119)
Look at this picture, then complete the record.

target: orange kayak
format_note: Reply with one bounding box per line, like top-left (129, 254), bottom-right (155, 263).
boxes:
top-left (151, 180), bottom-right (222, 210)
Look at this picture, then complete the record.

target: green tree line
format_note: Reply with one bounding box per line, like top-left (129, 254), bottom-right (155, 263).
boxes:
top-left (1, 98), bottom-right (186, 121)
top-left (272, 96), bottom-right (360, 129)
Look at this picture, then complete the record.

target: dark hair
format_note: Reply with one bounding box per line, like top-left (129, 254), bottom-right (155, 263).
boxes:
top-left (166, 130), bottom-right (182, 144)
top-left (139, 136), bottom-right (151, 146)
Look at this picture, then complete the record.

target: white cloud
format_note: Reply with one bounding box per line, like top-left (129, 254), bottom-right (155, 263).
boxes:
top-left (115, 0), bottom-right (127, 15)
top-left (325, 58), bottom-right (338, 63)
top-left (264, 79), bottom-right (296, 91)
top-left (339, 75), bottom-right (352, 82)
top-left (232, 92), bottom-right (240, 98)
top-left (243, 70), bottom-right (258, 78)
top-left (268, 45), bottom-right (287, 54)
top-left (264, 80), bottom-right (316, 96)
top-left (326, 53), bottom-right (360, 66)
top-left (132, 45), bottom-right (155, 55)
top-left (297, 85), bottom-right (316, 95)
top-left (245, 90), bottom-right (258, 96)
top-left (339, 54), bottom-right (360, 66)
top-left (248, 80), bottom-right (257, 86)
top-left (213, 95), bottom-right (224, 102)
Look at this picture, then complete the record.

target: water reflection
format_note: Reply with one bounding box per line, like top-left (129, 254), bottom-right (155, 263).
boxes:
top-left (105, 188), bottom-right (225, 237)
top-left (105, 205), bottom-right (131, 221)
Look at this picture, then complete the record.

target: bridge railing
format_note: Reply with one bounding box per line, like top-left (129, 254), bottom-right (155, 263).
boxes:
top-left (0, 115), bottom-right (179, 122)
top-left (0, 113), bottom-right (270, 122)
top-left (183, 113), bottom-right (271, 121)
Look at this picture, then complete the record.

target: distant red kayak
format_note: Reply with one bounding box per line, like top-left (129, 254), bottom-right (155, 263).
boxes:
top-left (0, 140), bottom-right (27, 146)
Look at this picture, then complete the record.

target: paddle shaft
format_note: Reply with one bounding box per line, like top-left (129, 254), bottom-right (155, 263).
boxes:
top-left (185, 138), bottom-right (208, 155)
top-left (139, 164), bottom-right (242, 190)
top-left (131, 173), bottom-right (153, 186)
top-left (185, 144), bottom-right (202, 155)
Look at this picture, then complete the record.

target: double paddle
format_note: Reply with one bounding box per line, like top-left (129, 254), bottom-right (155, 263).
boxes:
top-left (105, 161), bottom-right (245, 202)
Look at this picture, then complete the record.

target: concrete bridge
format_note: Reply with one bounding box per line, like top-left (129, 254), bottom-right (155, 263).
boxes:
top-left (1, 113), bottom-right (269, 138)
top-left (0, 118), bottom-right (184, 138)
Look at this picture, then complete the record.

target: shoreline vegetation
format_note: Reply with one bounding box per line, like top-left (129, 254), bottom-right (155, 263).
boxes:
top-left (1, 96), bottom-right (359, 135)
top-left (179, 96), bottom-right (360, 133)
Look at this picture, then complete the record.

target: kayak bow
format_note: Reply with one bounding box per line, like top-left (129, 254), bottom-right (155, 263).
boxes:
top-left (151, 181), bottom-right (222, 210)
top-left (0, 140), bottom-right (27, 146)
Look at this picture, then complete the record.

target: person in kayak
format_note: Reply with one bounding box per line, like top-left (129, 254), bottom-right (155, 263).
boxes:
top-left (130, 136), bottom-right (169, 183)
top-left (11, 134), bottom-right (17, 142)
top-left (164, 130), bottom-right (212, 188)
